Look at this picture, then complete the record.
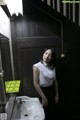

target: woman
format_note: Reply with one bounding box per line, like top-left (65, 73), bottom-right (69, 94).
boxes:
top-left (33, 48), bottom-right (59, 120)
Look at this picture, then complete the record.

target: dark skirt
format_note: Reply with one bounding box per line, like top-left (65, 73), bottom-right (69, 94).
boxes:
top-left (40, 84), bottom-right (56, 120)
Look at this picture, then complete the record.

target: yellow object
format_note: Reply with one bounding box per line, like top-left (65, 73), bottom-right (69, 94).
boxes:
top-left (5, 80), bottom-right (21, 93)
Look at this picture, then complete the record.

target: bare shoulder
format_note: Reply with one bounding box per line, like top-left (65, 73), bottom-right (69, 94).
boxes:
top-left (33, 66), bottom-right (39, 73)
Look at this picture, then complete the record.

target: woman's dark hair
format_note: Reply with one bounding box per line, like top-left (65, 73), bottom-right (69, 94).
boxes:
top-left (41, 48), bottom-right (57, 69)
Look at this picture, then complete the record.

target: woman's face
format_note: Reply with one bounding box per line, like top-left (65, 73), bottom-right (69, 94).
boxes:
top-left (43, 49), bottom-right (52, 63)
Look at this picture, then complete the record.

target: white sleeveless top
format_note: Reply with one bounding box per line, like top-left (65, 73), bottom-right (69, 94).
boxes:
top-left (33, 62), bottom-right (56, 87)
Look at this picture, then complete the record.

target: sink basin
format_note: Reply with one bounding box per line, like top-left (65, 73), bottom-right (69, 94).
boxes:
top-left (16, 96), bottom-right (45, 120)
top-left (5, 96), bottom-right (45, 120)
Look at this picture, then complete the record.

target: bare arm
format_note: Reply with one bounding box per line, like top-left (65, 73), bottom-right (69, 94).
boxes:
top-left (33, 66), bottom-right (48, 106)
top-left (54, 79), bottom-right (59, 104)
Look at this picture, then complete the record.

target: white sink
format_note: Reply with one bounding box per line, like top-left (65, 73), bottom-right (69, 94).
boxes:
top-left (16, 96), bottom-right (45, 120)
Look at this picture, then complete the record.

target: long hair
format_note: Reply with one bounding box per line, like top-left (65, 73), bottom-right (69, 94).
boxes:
top-left (41, 48), bottom-right (57, 69)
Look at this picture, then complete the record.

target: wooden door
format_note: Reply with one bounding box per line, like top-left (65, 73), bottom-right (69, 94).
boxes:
top-left (13, 37), bottom-right (60, 97)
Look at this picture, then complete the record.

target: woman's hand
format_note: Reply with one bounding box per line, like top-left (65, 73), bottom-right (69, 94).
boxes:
top-left (54, 95), bottom-right (59, 104)
top-left (42, 96), bottom-right (48, 107)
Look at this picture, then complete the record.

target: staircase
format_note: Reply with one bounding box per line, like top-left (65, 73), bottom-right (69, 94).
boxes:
top-left (41, 0), bottom-right (80, 27)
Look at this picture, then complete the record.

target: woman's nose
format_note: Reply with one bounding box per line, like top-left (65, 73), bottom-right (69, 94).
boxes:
top-left (46, 54), bottom-right (49, 58)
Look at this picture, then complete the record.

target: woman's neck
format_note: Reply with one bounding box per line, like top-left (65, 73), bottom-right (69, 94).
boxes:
top-left (43, 61), bottom-right (49, 67)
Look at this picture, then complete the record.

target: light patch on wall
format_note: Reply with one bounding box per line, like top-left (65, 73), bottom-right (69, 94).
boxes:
top-left (5, 0), bottom-right (23, 16)
top-left (0, 0), bottom-right (6, 5)
top-left (0, 6), bottom-right (11, 38)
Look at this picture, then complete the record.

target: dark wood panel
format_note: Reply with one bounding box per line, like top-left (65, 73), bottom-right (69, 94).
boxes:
top-left (60, 0), bottom-right (63, 14)
top-left (11, 15), bottom-right (61, 38)
top-left (75, 4), bottom-right (79, 25)
top-left (22, 17), bottom-right (37, 37)
top-left (14, 17), bottom-right (23, 37)
top-left (0, 35), bottom-right (13, 81)
top-left (10, 0), bottom-right (61, 38)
